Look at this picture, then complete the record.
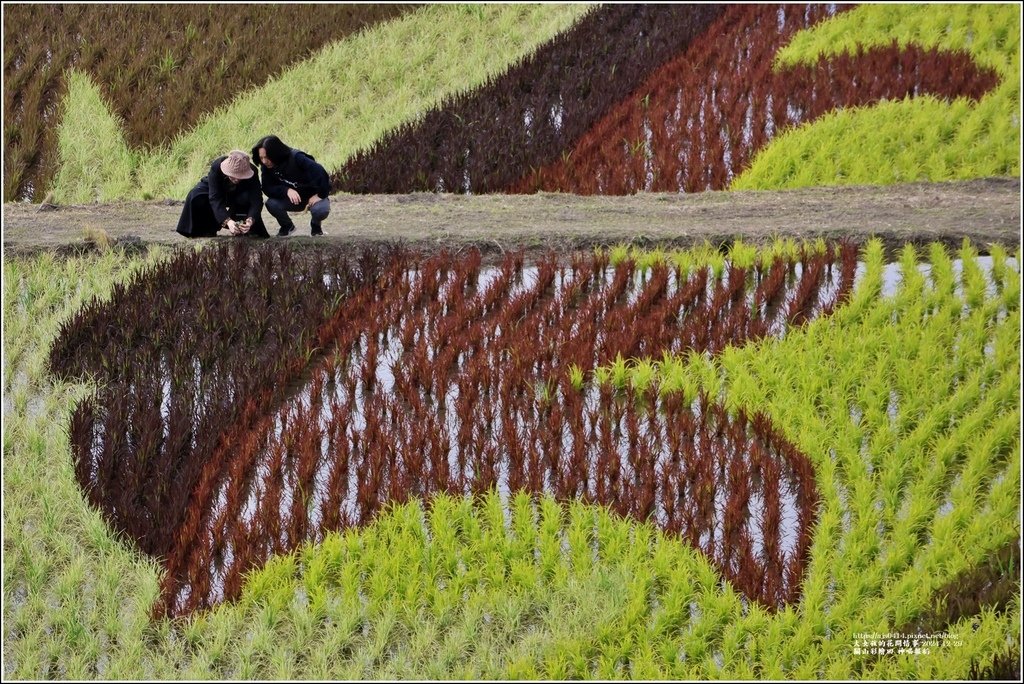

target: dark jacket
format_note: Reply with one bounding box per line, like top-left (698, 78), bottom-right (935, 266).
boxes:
top-left (205, 157), bottom-right (263, 225)
top-left (258, 150), bottom-right (331, 203)
top-left (176, 157), bottom-right (267, 238)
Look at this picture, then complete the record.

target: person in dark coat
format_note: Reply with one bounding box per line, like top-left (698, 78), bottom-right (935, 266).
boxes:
top-left (251, 135), bottom-right (331, 236)
top-left (176, 150), bottom-right (269, 238)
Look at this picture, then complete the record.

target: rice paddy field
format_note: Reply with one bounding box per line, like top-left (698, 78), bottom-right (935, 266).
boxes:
top-left (2, 2), bottom-right (1022, 681)
top-left (4, 238), bottom-right (1021, 678)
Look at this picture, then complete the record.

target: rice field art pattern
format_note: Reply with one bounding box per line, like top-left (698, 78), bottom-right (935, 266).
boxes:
top-left (51, 238), bottom-right (1021, 653)
top-left (50, 241), bottom-right (862, 618)
top-left (337, 3), bottom-right (1008, 195)
top-left (508, 3), bottom-right (1001, 194)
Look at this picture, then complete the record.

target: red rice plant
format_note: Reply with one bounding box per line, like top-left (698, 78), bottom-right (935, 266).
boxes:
top-left (508, 5), bottom-right (999, 194)
top-left (60, 243), bottom-right (857, 618)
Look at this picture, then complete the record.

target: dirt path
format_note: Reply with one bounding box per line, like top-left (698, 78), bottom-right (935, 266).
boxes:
top-left (3, 178), bottom-right (1019, 258)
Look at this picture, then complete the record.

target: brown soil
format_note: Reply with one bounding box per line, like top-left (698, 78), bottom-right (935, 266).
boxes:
top-left (3, 178), bottom-right (1019, 260)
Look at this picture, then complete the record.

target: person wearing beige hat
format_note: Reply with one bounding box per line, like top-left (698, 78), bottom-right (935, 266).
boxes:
top-left (175, 150), bottom-right (269, 238)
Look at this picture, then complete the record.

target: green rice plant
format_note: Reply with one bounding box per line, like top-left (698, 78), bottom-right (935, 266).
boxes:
top-left (957, 238), bottom-right (988, 311)
top-left (839, 238), bottom-right (885, 323)
top-left (734, 4), bottom-right (1020, 189)
top-left (727, 240), bottom-right (759, 270)
top-left (4, 236), bottom-right (1019, 679)
top-left (151, 49), bottom-right (179, 80)
top-left (608, 243), bottom-right (631, 266)
top-left (753, 237), bottom-right (800, 267)
top-left (655, 352), bottom-right (697, 402)
top-left (668, 249), bottom-right (695, 281)
top-left (720, 358), bottom-right (765, 419)
top-left (606, 353), bottom-right (630, 391)
top-left (52, 70), bottom-right (138, 203)
top-left (706, 250), bottom-right (727, 281)
top-left (535, 378), bottom-right (555, 406)
top-left (690, 349), bottom-right (723, 404)
top-left (628, 356), bottom-right (658, 394)
top-left (537, 497), bottom-right (566, 584)
top-left (633, 246), bottom-right (668, 272)
top-left (50, 5), bottom-right (588, 201)
top-left (988, 242), bottom-right (1010, 296)
top-left (566, 363), bottom-right (586, 392)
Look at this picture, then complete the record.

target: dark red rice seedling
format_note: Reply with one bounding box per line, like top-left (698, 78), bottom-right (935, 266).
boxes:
top-left (335, 5), bottom-right (726, 194)
top-left (510, 5), bottom-right (999, 194)
top-left (57, 243), bottom-right (859, 618)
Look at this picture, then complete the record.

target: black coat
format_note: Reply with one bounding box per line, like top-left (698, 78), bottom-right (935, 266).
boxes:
top-left (258, 150), bottom-right (331, 203)
top-left (176, 157), bottom-right (268, 237)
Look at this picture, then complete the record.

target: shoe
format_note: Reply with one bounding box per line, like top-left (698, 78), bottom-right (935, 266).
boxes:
top-left (311, 224), bottom-right (324, 236)
top-left (277, 223), bottom-right (295, 237)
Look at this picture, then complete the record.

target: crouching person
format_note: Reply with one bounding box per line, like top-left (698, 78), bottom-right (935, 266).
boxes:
top-left (176, 150), bottom-right (269, 238)
top-left (252, 135), bottom-right (331, 236)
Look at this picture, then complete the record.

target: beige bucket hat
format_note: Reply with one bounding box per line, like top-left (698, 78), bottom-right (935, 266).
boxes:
top-left (220, 150), bottom-right (255, 180)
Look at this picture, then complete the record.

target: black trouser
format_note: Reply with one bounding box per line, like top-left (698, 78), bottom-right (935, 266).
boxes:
top-left (265, 196), bottom-right (331, 231)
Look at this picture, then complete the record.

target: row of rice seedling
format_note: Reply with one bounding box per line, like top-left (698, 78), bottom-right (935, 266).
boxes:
top-left (10, 238), bottom-right (1019, 678)
top-left (734, 3), bottom-right (1020, 189)
top-left (5, 248), bottom-right (176, 680)
top-left (2, 4), bottom-right (417, 201)
top-left (157, 240), bottom-right (859, 617)
top-left (333, 4), bottom-right (726, 194)
top-left (48, 5), bottom-right (588, 203)
top-left (218, 238), bottom-right (1018, 678)
top-left (511, 3), bottom-right (1000, 194)
top-left (50, 243), bottom-right (396, 556)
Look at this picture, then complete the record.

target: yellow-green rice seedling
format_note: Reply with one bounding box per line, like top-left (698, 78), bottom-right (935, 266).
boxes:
top-left (51, 5), bottom-right (589, 202)
top-left (4, 235), bottom-right (1019, 679)
top-left (735, 4), bottom-right (1020, 190)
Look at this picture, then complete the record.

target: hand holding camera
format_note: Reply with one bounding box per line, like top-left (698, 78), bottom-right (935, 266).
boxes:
top-left (225, 217), bottom-right (253, 235)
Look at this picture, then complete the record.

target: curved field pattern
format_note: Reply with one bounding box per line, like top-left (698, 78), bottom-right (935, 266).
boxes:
top-left (10, 1), bottom-right (1020, 678)
top-left (51, 243), bottom-right (862, 618)
top-left (509, 4), bottom-right (1000, 193)
top-left (34, 239), bottom-right (1021, 677)
top-left (330, 4), bottom-right (1009, 196)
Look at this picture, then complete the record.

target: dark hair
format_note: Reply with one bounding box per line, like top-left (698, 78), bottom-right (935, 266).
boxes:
top-left (251, 135), bottom-right (292, 167)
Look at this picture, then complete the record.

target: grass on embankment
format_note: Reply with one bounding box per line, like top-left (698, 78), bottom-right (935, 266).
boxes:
top-left (49, 4), bottom-right (591, 204)
top-left (732, 3), bottom-right (1021, 189)
top-left (4, 239), bottom-right (1019, 678)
